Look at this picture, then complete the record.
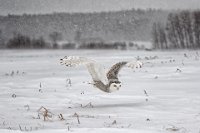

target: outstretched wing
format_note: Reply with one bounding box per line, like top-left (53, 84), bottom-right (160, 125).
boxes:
top-left (60, 56), bottom-right (92, 67)
top-left (107, 60), bottom-right (143, 80)
top-left (60, 56), bottom-right (108, 84)
top-left (106, 62), bottom-right (127, 80)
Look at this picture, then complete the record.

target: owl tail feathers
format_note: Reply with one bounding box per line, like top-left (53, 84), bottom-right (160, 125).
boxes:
top-left (60, 56), bottom-right (93, 67)
top-left (126, 60), bottom-right (143, 69)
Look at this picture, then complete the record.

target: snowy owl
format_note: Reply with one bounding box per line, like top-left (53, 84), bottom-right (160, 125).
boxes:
top-left (60, 56), bottom-right (142, 93)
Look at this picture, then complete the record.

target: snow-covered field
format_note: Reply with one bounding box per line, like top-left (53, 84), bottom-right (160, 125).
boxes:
top-left (0, 50), bottom-right (200, 133)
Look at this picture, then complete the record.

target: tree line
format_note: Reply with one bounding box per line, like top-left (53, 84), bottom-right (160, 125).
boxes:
top-left (0, 31), bottom-right (136, 50)
top-left (7, 33), bottom-right (47, 49)
top-left (0, 9), bottom-right (168, 43)
top-left (0, 31), bottom-right (63, 49)
top-left (152, 10), bottom-right (200, 49)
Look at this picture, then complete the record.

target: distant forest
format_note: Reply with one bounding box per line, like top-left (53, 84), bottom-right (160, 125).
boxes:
top-left (0, 9), bottom-right (168, 49)
top-left (152, 10), bottom-right (200, 49)
top-left (1, 9), bottom-right (199, 49)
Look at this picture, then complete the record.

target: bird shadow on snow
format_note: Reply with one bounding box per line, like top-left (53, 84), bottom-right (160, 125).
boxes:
top-left (92, 101), bottom-right (147, 109)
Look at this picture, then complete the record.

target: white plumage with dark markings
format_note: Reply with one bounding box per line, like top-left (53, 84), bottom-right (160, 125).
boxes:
top-left (60, 56), bottom-right (142, 93)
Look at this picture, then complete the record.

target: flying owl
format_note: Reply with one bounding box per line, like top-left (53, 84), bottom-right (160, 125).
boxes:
top-left (60, 56), bottom-right (142, 93)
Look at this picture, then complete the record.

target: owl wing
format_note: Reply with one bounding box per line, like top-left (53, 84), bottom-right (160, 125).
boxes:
top-left (107, 60), bottom-right (143, 80)
top-left (60, 56), bottom-right (108, 84)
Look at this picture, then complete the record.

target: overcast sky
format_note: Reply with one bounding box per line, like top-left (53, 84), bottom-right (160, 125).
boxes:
top-left (0, 0), bottom-right (199, 15)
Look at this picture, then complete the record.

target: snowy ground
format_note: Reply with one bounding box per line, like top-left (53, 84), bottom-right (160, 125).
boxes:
top-left (0, 50), bottom-right (200, 133)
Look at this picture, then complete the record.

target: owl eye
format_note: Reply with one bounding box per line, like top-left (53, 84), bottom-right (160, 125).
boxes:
top-left (113, 84), bottom-right (117, 87)
top-left (119, 84), bottom-right (121, 87)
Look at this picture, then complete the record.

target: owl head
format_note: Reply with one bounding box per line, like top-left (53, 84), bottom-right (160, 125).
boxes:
top-left (109, 81), bottom-right (121, 92)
